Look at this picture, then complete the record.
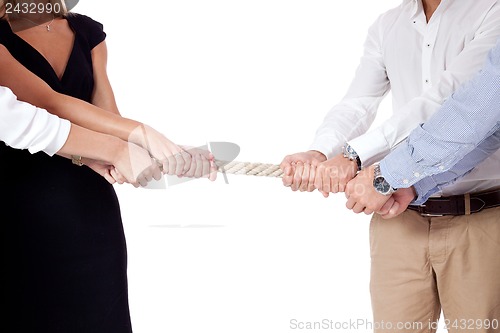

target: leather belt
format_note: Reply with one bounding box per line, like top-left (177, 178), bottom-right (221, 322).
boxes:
top-left (407, 189), bottom-right (500, 217)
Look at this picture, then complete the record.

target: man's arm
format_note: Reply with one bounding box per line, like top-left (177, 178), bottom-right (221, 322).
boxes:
top-left (0, 85), bottom-right (160, 186)
top-left (380, 40), bottom-right (500, 191)
top-left (348, 4), bottom-right (500, 166)
top-left (374, 130), bottom-right (500, 219)
top-left (343, 40), bottom-right (500, 216)
top-left (410, 129), bottom-right (500, 205)
top-left (280, 13), bottom-right (391, 192)
top-left (0, 86), bottom-right (70, 155)
top-left (309, 14), bottom-right (390, 159)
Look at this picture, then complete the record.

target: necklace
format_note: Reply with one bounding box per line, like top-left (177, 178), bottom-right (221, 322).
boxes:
top-left (19, 15), bottom-right (55, 32)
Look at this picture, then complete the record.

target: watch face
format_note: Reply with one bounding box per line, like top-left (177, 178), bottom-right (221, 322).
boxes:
top-left (374, 177), bottom-right (392, 194)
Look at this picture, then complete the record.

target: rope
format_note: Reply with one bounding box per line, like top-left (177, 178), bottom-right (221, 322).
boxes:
top-left (217, 161), bottom-right (284, 178)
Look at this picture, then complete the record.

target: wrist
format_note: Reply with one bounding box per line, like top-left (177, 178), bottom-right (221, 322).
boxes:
top-left (110, 138), bottom-right (130, 166)
top-left (373, 163), bottom-right (397, 195)
top-left (309, 150), bottom-right (327, 161)
top-left (127, 122), bottom-right (149, 148)
top-left (342, 143), bottom-right (362, 171)
top-left (409, 186), bottom-right (417, 200)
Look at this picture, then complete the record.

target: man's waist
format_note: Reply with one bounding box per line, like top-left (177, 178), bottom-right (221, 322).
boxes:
top-left (408, 188), bottom-right (500, 217)
top-left (432, 153), bottom-right (500, 195)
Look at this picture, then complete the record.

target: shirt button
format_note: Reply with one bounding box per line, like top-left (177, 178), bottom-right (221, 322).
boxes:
top-left (438, 165), bottom-right (445, 171)
top-left (426, 43), bottom-right (431, 47)
top-left (403, 179), bottom-right (409, 185)
top-left (414, 172), bottom-right (420, 177)
top-left (425, 79), bottom-right (430, 84)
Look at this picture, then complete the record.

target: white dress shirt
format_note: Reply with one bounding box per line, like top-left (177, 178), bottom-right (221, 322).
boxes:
top-left (0, 86), bottom-right (70, 156)
top-left (310, 0), bottom-right (500, 196)
top-left (380, 41), bottom-right (500, 204)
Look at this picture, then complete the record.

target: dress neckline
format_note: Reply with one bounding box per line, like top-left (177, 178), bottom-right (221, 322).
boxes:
top-left (7, 17), bottom-right (77, 83)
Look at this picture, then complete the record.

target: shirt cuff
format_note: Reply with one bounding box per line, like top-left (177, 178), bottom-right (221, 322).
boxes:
top-left (347, 128), bottom-right (390, 167)
top-left (412, 176), bottom-right (439, 205)
top-left (379, 144), bottom-right (429, 189)
top-left (47, 118), bottom-right (71, 155)
top-left (309, 136), bottom-right (343, 159)
top-left (27, 111), bottom-right (71, 156)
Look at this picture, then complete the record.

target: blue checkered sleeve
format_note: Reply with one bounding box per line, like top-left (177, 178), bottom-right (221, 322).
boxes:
top-left (379, 39), bottom-right (500, 203)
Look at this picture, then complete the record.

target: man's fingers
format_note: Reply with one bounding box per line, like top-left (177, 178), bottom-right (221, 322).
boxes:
top-left (307, 165), bottom-right (316, 192)
top-left (346, 197), bottom-right (356, 210)
top-left (377, 197), bottom-right (395, 216)
top-left (330, 180), bottom-right (339, 194)
top-left (364, 208), bottom-right (374, 215)
top-left (299, 163), bottom-right (311, 192)
top-left (352, 203), bottom-right (365, 214)
top-left (345, 180), bottom-right (354, 198)
top-left (291, 163), bottom-right (304, 191)
top-left (282, 165), bottom-right (293, 187)
top-left (314, 166), bottom-right (323, 192)
top-left (280, 158), bottom-right (292, 172)
top-left (381, 201), bottom-right (405, 219)
top-left (322, 167), bottom-right (331, 193)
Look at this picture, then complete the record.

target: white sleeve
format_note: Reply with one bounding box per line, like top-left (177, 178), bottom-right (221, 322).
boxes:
top-left (309, 15), bottom-right (390, 158)
top-left (0, 86), bottom-right (71, 156)
top-left (348, 5), bottom-right (500, 166)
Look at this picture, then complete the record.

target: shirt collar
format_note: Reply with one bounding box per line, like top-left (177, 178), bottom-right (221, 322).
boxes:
top-left (405, 0), bottom-right (422, 20)
top-left (406, 0), bottom-right (451, 18)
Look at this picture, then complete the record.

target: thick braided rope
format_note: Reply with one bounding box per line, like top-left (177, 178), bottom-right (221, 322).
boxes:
top-left (217, 161), bottom-right (284, 178)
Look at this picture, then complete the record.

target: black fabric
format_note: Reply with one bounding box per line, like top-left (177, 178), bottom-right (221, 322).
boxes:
top-left (0, 14), bottom-right (132, 333)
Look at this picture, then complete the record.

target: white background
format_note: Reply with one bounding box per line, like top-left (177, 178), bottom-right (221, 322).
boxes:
top-left (72, 1), bottom-right (446, 332)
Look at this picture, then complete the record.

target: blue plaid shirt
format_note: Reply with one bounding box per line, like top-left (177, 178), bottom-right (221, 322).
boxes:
top-left (379, 40), bottom-right (500, 205)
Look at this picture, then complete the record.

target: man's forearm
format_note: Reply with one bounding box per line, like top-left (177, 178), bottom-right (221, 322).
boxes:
top-left (410, 129), bottom-right (500, 205)
top-left (348, 8), bottom-right (500, 166)
top-left (380, 40), bottom-right (500, 190)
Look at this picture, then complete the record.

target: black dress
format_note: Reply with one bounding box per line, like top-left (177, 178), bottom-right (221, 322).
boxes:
top-left (0, 14), bottom-right (133, 333)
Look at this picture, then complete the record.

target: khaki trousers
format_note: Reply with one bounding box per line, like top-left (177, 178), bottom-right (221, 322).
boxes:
top-left (370, 207), bottom-right (500, 333)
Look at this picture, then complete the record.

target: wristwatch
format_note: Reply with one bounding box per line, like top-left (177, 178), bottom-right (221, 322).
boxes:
top-left (373, 163), bottom-right (397, 195)
top-left (342, 143), bottom-right (362, 171)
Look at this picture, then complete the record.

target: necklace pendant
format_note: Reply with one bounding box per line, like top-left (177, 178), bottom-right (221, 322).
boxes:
top-left (47, 25), bottom-right (51, 32)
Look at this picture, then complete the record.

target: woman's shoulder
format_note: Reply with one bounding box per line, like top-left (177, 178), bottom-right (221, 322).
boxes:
top-left (0, 20), bottom-right (13, 45)
top-left (66, 13), bottom-right (106, 49)
top-left (66, 13), bottom-right (103, 31)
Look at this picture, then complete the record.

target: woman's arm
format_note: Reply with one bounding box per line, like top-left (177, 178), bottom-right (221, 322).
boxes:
top-left (0, 44), bottom-right (190, 174)
top-left (0, 45), bottom-right (136, 138)
top-left (0, 83), bottom-right (159, 186)
top-left (58, 123), bottom-right (161, 187)
top-left (91, 41), bottom-right (120, 115)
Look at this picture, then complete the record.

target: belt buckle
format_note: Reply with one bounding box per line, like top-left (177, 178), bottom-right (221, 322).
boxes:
top-left (418, 204), bottom-right (444, 217)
